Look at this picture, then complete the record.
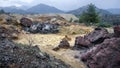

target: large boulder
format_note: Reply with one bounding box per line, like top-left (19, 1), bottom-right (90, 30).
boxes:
top-left (74, 36), bottom-right (91, 48)
top-left (81, 38), bottom-right (120, 68)
top-left (20, 17), bottom-right (33, 27)
top-left (74, 27), bottom-right (109, 48)
top-left (84, 27), bottom-right (109, 44)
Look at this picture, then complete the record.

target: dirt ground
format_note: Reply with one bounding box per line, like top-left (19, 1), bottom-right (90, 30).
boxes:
top-left (14, 33), bottom-right (87, 68)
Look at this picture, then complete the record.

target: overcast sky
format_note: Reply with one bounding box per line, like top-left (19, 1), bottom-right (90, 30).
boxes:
top-left (0, 0), bottom-right (119, 11)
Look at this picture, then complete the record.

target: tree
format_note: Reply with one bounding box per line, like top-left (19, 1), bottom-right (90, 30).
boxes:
top-left (69, 18), bottom-right (73, 22)
top-left (79, 4), bottom-right (100, 25)
top-left (0, 9), bottom-right (5, 14)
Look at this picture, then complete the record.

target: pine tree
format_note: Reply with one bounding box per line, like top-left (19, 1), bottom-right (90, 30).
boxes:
top-left (0, 9), bottom-right (5, 14)
top-left (79, 4), bottom-right (100, 25)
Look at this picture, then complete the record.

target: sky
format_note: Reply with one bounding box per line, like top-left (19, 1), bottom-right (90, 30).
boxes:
top-left (0, 0), bottom-right (119, 11)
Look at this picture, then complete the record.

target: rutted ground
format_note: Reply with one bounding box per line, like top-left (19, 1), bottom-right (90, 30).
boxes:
top-left (15, 34), bottom-right (86, 68)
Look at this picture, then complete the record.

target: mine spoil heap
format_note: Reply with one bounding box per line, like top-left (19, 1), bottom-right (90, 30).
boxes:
top-left (0, 26), bottom-right (70, 68)
top-left (74, 26), bottom-right (120, 68)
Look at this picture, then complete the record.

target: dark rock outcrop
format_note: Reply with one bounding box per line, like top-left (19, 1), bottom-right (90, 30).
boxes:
top-left (0, 39), bottom-right (70, 68)
top-left (20, 17), bottom-right (33, 27)
top-left (74, 27), bottom-right (109, 48)
top-left (29, 23), bottom-right (59, 34)
top-left (81, 38), bottom-right (120, 68)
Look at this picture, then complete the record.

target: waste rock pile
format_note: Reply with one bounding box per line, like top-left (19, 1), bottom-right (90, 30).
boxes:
top-left (74, 26), bottom-right (120, 68)
top-left (73, 27), bottom-right (109, 49)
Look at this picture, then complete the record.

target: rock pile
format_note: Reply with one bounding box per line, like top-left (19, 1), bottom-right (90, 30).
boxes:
top-left (0, 26), bottom-right (19, 40)
top-left (74, 27), bottom-right (109, 49)
top-left (81, 38), bottom-right (120, 68)
top-left (29, 23), bottom-right (59, 34)
top-left (19, 17), bottom-right (59, 34)
top-left (74, 26), bottom-right (120, 68)
top-left (0, 39), bottom-right (70, 68)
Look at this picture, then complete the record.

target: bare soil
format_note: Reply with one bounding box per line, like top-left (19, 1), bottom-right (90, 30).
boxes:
top-left (14, 33), bottom-right (87, 68)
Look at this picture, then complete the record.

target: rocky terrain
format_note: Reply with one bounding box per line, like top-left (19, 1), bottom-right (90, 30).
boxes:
top-left (0, 13), bottom-right (120, 68)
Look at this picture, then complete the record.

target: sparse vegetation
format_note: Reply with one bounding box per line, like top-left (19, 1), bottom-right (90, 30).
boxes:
top-left (69, 18), bottom-right (73, 22)
top-left (59, 25), bottom-right (92, 35)
top-left (95, 22), bottom-right (112, 28)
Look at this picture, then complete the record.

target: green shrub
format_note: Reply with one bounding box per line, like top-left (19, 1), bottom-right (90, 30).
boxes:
top-left (96, 22), bottom-right (112, 28)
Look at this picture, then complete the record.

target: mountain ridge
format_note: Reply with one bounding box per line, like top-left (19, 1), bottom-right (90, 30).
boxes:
top-left (0, 3), bottom-right (119, 15)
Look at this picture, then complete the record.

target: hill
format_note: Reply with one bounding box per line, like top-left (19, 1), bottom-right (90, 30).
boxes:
top-left (27, 4), bottom-right (64, 14)
top-left (107, 8), bottom-right (120, 14)
top-left (67, 5), bottom-right (112, 15)
top-left (0, 6), bottom-right (28, 14)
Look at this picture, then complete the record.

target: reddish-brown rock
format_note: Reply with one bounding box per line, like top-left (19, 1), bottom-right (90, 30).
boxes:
top-left (81, 38), bottom-right (120, 68)
top-left (84, 27), bottom-right (109, 44)
top-left (114, 25), bottom-right (120, 37)
top-left (74, 27), bottom-right (109, 48)
top-left (74, 36), bottom-right (91, 48)
top-left (20, 17), bottom-right (33, 27)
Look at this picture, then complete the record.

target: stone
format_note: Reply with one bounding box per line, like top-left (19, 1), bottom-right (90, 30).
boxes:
top-left (29, 23), bottom-right (59, 34)
top-left (74, 36), bottom-right (91, 48)
top-left (20, 17), bottom-right (33, 27)
top-left (81, 38), bottom-right (120, 68)
top-left (58, 39), bottom-right (70, 49)
top-left (84, 27), bottom-right (109, 44)
top-left (73, 27), bottom-right (109, 49)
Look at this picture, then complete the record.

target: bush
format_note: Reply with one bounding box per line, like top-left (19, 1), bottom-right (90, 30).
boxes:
top-left (96, 22), bottom-right (112, 28)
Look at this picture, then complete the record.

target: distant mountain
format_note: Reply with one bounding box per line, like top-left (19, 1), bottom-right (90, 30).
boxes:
top-left (27, 4), bottom-right (64, 14)
top-left (67, 5), bottom-right (112, 15)
top-left (107, 8), bottom-right (120, 14)
top-left (0, 6), bottom-right (27, 14)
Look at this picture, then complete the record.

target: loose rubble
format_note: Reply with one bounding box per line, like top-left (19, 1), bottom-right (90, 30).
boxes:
top-left (0, 39), bottom-right (70, 68)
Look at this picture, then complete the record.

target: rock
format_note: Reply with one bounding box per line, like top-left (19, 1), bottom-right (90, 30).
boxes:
top-left (0, 39), bottom-right (70, 68)
top-left (84, 27), bottom-right (109, 44)
top-left (58, 39), bottom-right (70, 49)
top-left (29, 23), bottom-right (59, 34)
top-left (20, 17), bottom-right (33, 27)
top-left (52, 47), bottom-right (60, 51)
top-left (81, 38), bottom-right (120, 68)
top-left (73, 27), bottom-right (109, 49)
top-left (0, 26), bottom-right (19, 40)
top-left (74, 36), bottom-right (91, 48)
top-left (114, 25), bottom-right (120, 37)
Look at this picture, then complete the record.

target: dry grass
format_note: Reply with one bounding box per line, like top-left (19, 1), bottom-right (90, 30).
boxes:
top-left (59, 25), bottom-right (93, 35)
